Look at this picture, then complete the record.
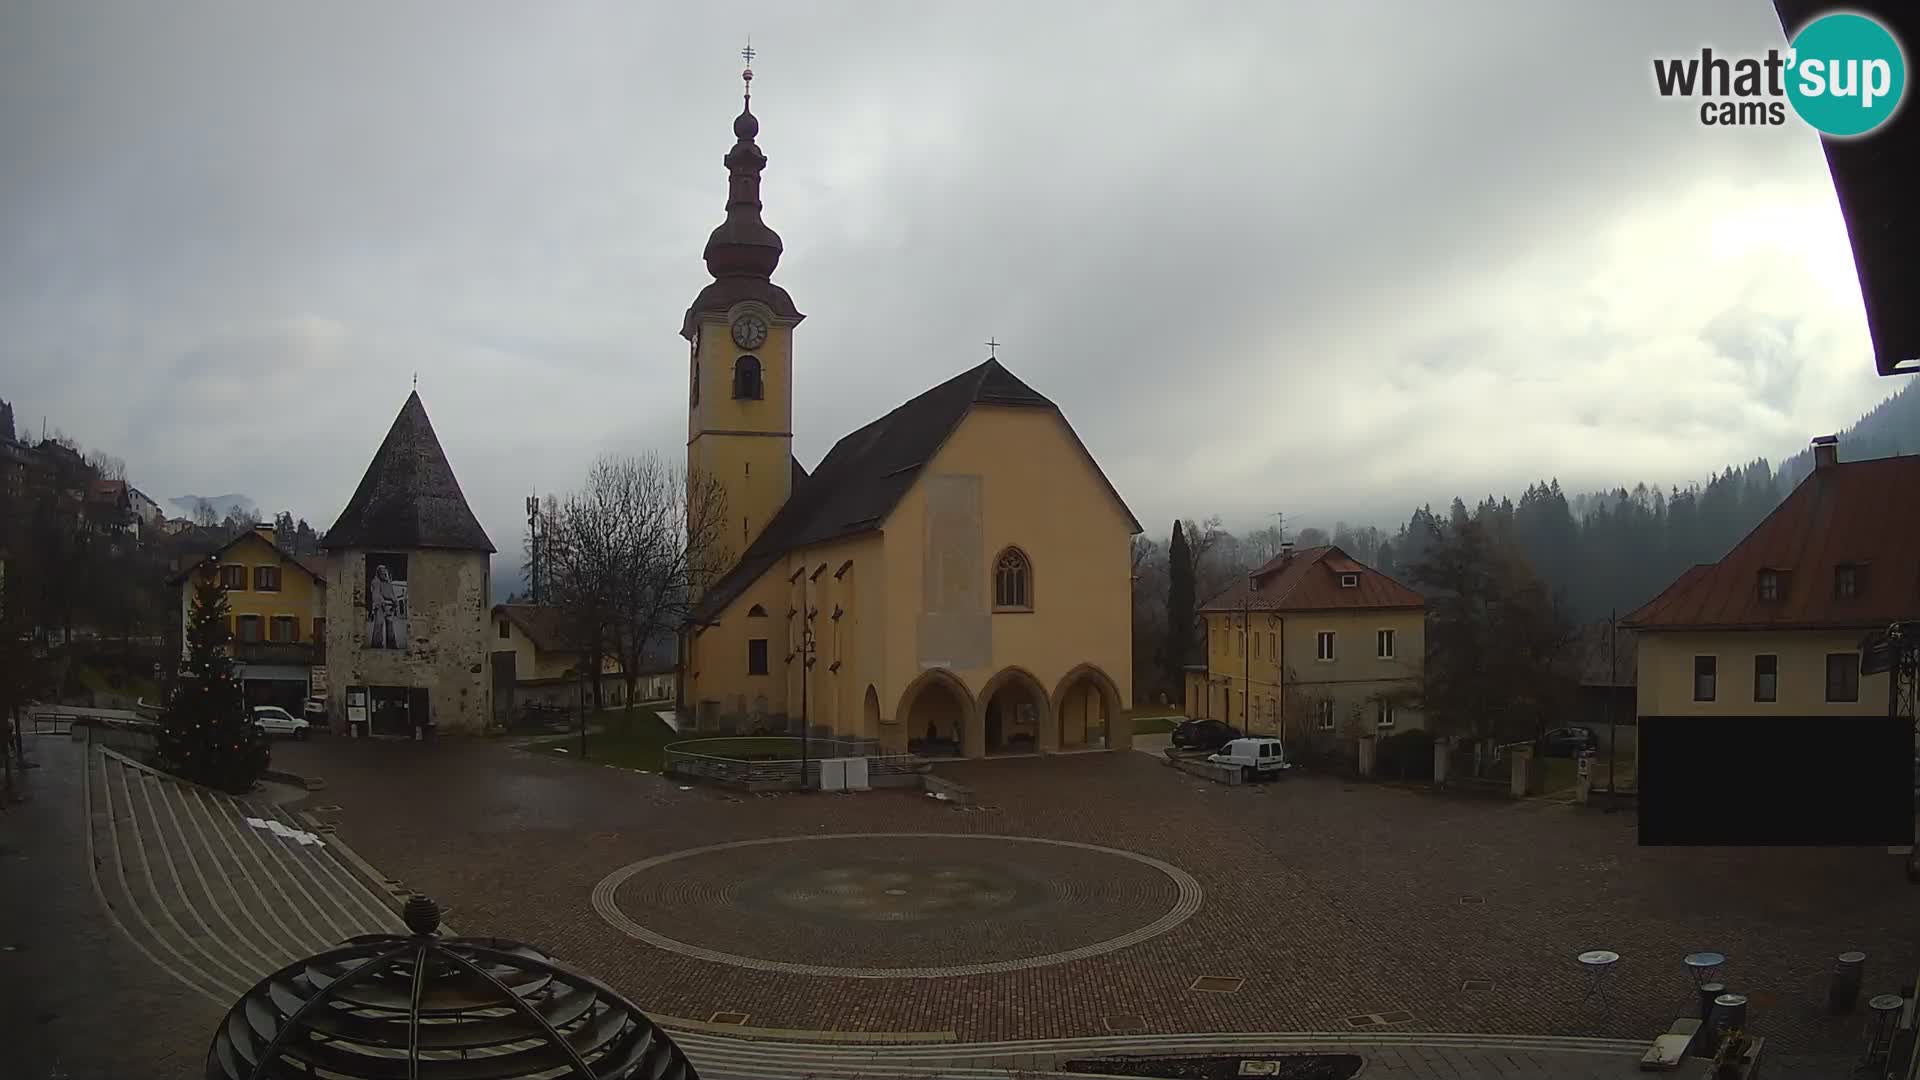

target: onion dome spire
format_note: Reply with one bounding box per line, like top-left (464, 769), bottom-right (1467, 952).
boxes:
top-left (703, 42), bottom-right (783, 281)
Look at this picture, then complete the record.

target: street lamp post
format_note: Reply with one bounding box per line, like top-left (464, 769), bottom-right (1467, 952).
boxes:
top-left (575, 666), bottom-right (588, 758)
top-left (1242, 573), bottom-right (1252, 732)
top-left (798, 570), bottom-right (816, 790)
top-left (1607, 610), bottom-right (1619, 813)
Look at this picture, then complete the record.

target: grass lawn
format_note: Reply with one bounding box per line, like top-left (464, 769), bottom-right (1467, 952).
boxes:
top-left (522, 710), bottom-right (810, 773)
top-left (77, 663), bottom-right (162, 706)
top-left (1128, 714), bottom-right (1187, 734)
top-left (523, 708), bottom-right (684, 771)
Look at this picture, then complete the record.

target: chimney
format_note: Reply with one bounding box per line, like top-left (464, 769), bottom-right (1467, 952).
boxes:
top-left (1812, 434), bottom-right (1839, 471)
top-left (254, 521), bottom-right (276, 545)
top-left (1280, 540), bottom-right (1295, 559)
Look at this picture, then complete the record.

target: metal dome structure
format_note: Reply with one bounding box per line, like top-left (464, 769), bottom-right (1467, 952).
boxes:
top-left (206, 895), bottom-right (698, 1080)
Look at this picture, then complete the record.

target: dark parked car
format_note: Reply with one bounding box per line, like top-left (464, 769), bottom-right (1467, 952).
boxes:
top-left (1171, 718), bottom-right (1241, 752)
top-left (1539, 726), bottom-right (1598, 758)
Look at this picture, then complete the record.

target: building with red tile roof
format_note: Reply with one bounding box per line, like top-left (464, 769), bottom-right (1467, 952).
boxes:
top-left (1189, 544), bottom-right (1426, 749)
top-left (1624, 436), bottom-right (1919, 717)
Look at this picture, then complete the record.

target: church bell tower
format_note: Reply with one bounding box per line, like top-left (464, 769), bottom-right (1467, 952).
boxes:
top-left (683, 48), bottom-right (805, 563)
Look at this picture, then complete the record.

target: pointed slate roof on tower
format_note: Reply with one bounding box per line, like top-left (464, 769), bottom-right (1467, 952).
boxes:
top-left (325, 391), bottom-right (496, 553)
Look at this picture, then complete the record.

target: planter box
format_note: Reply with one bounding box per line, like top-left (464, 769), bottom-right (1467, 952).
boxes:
top-left (1168, 756), bottom-right (1243, 785)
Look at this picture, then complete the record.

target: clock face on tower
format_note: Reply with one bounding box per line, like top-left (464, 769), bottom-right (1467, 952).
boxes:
top-left (731, 313), bottom-right (769, 350)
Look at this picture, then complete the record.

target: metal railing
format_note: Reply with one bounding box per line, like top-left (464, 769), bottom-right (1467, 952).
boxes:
top-left (662, 736), bottom-right (921, 788)
top-left (29, 705), bottom-right (149, 735)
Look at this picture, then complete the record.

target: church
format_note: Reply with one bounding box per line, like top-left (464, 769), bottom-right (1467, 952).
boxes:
top-left (678, 66), bottom-right (1140, 759)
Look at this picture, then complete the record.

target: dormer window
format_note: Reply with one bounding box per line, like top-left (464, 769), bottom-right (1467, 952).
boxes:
top-left (1757, 570), bottom-right (1780, 602)
top-left (1834, 563), bottom-right (1861, 600)
top-left (732, 355), bottom-right (763, 400)
top-left (1339, 573), bottom-right (1359, 588)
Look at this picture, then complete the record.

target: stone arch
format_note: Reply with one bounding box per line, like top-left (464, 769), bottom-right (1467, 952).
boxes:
top-left (899, 668), bottom-right (975, 758)
top-left (1051, 663), bottom-right (1125, 751)
top-left (977, 666), bottom-right (1051, 756)
top-left (732, 355), bottom-right (764, 399)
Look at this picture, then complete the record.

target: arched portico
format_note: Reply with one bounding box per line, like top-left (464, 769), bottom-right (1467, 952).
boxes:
top-left (1052, 663), bottom-right (1126, 751)
top-left (977, 667), bottom-right (1051, 756)
top-left (899, 668), bottom-right (974, 757)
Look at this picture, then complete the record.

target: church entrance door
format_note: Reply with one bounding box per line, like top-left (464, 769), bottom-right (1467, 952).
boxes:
top-left (981, 674), bottom-right (1046, 755)
top-left (903, 674), bottom-right (967, 757)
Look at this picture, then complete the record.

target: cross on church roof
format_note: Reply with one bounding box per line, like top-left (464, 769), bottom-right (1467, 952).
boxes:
top-left (985, 337), bottom-right (1002, 359)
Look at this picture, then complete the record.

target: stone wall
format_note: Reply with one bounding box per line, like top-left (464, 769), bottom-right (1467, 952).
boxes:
top-left (665, 749), bottom-right (922, 791)
top-left (324, 546), bottom-right (491, 734)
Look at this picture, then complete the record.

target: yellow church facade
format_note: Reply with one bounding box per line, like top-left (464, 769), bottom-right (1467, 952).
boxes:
top-left (677, 73), bottom-right (1138, 758)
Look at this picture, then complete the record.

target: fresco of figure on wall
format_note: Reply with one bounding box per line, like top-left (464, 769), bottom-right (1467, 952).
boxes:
top-left (366, 553), bottom-right (410, 649)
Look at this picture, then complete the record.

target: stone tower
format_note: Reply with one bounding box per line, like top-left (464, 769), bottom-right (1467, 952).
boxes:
top-left (323, 391), bottom-right (496, 736)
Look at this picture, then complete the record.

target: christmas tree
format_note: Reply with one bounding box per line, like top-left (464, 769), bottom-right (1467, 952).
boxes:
top-left (158, 575), bottom-right (268, 793)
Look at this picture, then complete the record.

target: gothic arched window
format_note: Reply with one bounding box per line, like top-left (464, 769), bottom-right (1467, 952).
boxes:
top-left (993, 547), bottom-right (1032, 611)
top-left (733, 355), bottom-right (763, 400)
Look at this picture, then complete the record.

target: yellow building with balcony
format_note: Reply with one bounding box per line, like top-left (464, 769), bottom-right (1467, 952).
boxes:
top-left (169, 523), bottom-right (328, 710)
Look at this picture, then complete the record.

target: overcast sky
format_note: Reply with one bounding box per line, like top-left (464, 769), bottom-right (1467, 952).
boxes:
top-left (0, 1), bottom-right (1896, 559)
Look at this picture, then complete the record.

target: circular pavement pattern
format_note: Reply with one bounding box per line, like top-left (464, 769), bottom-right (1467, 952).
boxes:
top-left (591, 833), bottom-right (1205, 979)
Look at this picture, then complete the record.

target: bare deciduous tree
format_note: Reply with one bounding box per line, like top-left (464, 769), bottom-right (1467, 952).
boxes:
top-left (87, 450), bottom-right (127, 481)
top-left (545, 454), bottom-right (732, 718)
top-left (1129, 535), bottom-right (1170, 701)
top-left (1185, 515), bottom-right (1256, 607)
top-left (1243, 523), bottom-right (1287, 564)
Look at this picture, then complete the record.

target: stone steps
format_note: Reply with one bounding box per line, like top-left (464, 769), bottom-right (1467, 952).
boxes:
top-left (83, 748), bottom-right (406, 1007)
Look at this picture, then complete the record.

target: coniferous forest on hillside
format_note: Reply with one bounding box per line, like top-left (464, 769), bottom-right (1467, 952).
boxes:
top-left (1130, 380), bottom-right (1919, 701)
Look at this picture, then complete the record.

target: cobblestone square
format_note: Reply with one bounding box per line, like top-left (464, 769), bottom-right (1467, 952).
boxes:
top-left (270, 737), bottom-right (1919, 1059)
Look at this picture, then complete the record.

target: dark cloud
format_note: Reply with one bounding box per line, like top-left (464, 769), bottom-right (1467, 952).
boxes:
top-left (0, 0), bottom-right (1895, 552)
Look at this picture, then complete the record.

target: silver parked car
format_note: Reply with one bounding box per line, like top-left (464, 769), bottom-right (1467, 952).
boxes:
top-left (253, 705), bottom-right (311, 739)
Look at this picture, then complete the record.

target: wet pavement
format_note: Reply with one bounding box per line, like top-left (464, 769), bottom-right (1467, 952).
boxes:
top-left (272, 735), bottom-right (1914, 1060)
top-left (3, 729), bottom-right (1895, 1078)
top-left (0, 733), bottom-right (224, 1080)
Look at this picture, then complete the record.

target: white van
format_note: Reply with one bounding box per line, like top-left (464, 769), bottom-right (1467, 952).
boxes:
top-left (1208, 737), bottom-right (1292, 780)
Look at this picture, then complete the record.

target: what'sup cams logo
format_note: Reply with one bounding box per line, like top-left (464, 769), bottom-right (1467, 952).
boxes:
top-left (1655, 10), bottom-right (1907, 136)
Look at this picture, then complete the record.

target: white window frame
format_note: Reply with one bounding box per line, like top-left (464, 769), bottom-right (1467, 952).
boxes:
top-left (1375, 700), bottom-right (1396, 730)
top-left (1316, 630), bottom-right (1336, 662)
top-left (1339, 573), bottom-right (1359, 588)
top-left (1693, 655), bottom-right (1717, 702)
top-left (1316, 699), bottom-right (1336, 730)
top-left (1376, 628), bottom-right (1395, 659)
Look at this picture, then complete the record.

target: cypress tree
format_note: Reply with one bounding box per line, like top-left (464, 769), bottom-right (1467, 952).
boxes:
top-left (1165, 520), bottom-right (1195, 699)
top-left (158, 577), bottom-right (268, 794)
